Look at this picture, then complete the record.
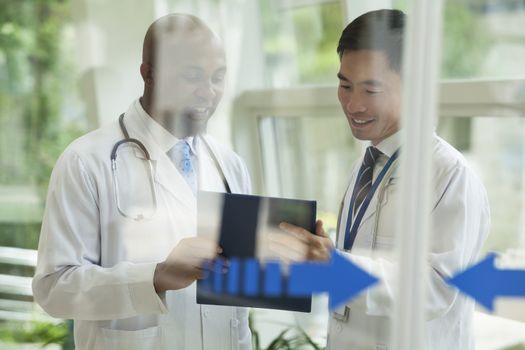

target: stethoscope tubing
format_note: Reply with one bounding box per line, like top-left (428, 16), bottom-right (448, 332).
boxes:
top-left (111, 113), bottom-right (232, 220)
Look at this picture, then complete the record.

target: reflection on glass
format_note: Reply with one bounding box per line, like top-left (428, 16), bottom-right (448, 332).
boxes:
top-left (442, 0), bottom-right (525, 79)
top-left (112, 142), bottom-right (157, 220)
top-left (439, 116), bottom-right (525, 350)
top-left (260, 0), bottom-right (345, 86)
top-left (258, 115), bottom-right (360, 236)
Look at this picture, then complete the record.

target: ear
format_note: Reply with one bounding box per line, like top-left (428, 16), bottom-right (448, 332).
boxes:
top-left (140, 63), bottom-right (154, 87)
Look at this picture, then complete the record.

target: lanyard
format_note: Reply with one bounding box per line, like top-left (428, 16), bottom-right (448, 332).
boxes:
top-left (343, 149), bottom-right (399, 250)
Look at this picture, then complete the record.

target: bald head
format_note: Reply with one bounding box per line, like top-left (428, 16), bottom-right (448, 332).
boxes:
top-left (142, 14), bottom-right (216, 66)
top-left (139, 14), bottom-right (227, 138)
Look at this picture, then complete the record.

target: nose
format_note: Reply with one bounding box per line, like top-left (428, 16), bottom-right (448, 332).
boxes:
top-left (345, 95), bottom-right (367, 114)
top-left (195, 81), bottom-right (217, 102)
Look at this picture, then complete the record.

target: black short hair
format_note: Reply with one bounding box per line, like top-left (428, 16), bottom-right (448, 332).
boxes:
top-left (337, 9), bottom-right (406, 73)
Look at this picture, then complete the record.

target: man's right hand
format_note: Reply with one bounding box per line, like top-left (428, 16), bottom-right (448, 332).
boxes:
top-left (153, 237), bottom-right (222, 293)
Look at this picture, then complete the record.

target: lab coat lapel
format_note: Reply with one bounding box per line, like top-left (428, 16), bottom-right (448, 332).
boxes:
top-left (131, 143), bottom-right (196, 210)
top-left (359, 189), bottom-right (381, 225)
top-left (359, 162), bottom-right (399, 226)
top-left (155, 152), bottom-right (196, 210)
top-left (200, 135), bottom-right (239, 194)
top-left (125, 108), bottom-right (196, 210)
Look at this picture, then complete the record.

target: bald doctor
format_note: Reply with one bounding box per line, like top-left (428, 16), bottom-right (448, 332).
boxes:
top-left (33, 14), bottom-right (252, 350)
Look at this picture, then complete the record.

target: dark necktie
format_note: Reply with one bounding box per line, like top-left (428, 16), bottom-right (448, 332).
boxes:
top-left (353, 146), bottom-right (382, 216)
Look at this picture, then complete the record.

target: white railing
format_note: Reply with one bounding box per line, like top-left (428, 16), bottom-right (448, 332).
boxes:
top-left (0, 246), bottom-right (52, 322)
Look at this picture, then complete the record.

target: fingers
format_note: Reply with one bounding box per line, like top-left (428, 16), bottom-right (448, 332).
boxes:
top-left (197, 257), bottom-right (229, 275)
top-left (267, 239), bottom-right (307, 263)
top-left (266, 233), bottom-right (308, 262)
top-left (315, 220), bottom-right (329, 237)
top-left (182, 237), bottom-right (222, 261)
top-left (279, 222), bottom-right (316, 244)
top-left (278, 222), bottom-right (333, 262)
top-left (279, 222), bottom-right (327, 250)
top-left (306, 240), bottom-right (332, 261)
top-left (185, 237), bottom-right (223, 253)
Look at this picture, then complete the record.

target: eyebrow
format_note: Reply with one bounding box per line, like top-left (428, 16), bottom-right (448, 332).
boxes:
top-left (361, 79), bottom-right (383, 87)
top-left (337, 73), bottom-right (384, 88)
top-left (183, 65), bottom-right (227, 73)
top-left (337, 72), bottom-right (348, 81)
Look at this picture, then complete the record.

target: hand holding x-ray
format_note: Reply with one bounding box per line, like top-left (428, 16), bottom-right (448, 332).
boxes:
top-left (265, 220), bottom-right (333, 263)
top-left (154, 236), bottom-right (222, 293)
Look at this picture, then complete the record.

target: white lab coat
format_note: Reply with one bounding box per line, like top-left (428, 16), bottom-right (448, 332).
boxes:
top-left (32, 99), bottom-right (253, 350)
top-left (327, 132), bottom-right (490, 350)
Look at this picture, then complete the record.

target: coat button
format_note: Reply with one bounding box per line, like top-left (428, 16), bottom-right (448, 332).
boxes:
top-left (203, 309), bottom-right (210, 318)
top-left (336, 323), bottom-right (343, 333)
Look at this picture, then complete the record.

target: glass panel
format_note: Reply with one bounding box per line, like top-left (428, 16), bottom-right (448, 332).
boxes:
top-left (435, 2), bottom-right (525, 349)
top-left (394, 0), bottom-right (525, 79)
top-left (259, 114), bottom-right (361, 235)
top-left (260, 0), bottom-right (345, 87)
top-left (441, 0), bottom-right (525, 79)
top-left (1, 0), bottom-right (85, 347)
top-left (439, 116), bottom-right (525, 254)
top-left (255, 5), bottom-right (411, 347)
top-left (438, 115), bottom-right (525, 349)
top-left (255, 114), bottom-right (360, 347)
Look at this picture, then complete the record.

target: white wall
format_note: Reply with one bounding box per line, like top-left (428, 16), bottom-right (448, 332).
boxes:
top-left (72, 0), bottom-right (156, 128)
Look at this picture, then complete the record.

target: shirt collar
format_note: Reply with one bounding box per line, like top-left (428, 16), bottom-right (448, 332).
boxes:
top-left (374, 130), bottom-right (401, 158)
top-left (132, 99), bottom-right (198, 155)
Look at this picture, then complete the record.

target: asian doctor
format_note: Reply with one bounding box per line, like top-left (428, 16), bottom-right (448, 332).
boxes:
top-left (280, 9), bottom-right (490, 350)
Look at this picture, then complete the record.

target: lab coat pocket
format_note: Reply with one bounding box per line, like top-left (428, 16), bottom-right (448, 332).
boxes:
top-left (230, 318), bottom-right (240, 350)
top-left (373, 177), bottom-right (398, 252)
top-left (380, 177), bottom-right (398, 206)
top-left (98, 325), bottom-right (163, 350)
top-left (374, 234), bottom-right (395, 253)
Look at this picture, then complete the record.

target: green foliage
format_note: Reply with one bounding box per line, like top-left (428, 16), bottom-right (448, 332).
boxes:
top-left (266, 327), bottom-right (324, 350)
top-left (391, 0), bottom-right (492, 78)
top-left (0, 0), bottom-right (84, 197)
top-left (261, 0), bottom-right (492, 85)
top-left (291, 3), bottom-right (343, 84)
top-left (502, 344), bottom-right (525, 350)
top-left (0, 223), bottom-right (41, 249)
top-left (249, 311), bottom-right (324, 350)
top-left (262, 327), bottom-right (324, 350)
top-left (441, 1), bottom-right (492, 78)
top-left (1, 2), bottom-right (77, 346)
top-left (260, 1), bottom-right (343, 85)
top-left (0, 321), bottom-right (68, 346)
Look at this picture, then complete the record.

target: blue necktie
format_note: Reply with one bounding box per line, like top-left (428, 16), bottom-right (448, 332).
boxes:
top-left (168, 140), bottom-right (197, 195)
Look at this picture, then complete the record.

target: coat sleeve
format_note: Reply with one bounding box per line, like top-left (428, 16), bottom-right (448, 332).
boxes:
top-left (32, 149), bottom-right (167, 320)
top-left (340, 163), bottom-right (490, 319)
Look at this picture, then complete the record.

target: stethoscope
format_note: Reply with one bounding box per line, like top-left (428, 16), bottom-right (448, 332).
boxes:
top-left (111, 113), bottom-right (231, 221)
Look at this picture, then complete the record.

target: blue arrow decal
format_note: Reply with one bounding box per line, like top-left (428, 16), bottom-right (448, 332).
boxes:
top-left (288, 249), bottom-right (379, 310)
top-left (201, 249), bottom-right (379, 311)
top-left (447, 253), bottom-right (525, 311)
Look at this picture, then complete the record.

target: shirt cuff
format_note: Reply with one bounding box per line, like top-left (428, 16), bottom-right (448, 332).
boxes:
top-left (127, 262), bottom-right (168, 315)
